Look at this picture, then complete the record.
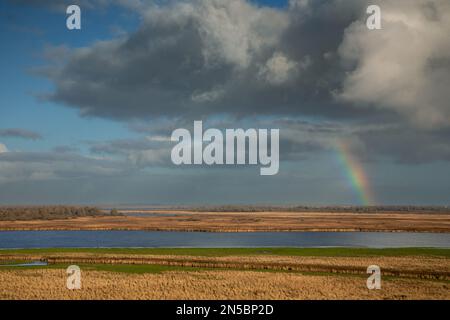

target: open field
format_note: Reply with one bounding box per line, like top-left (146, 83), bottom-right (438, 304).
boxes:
top-left (1, 268), bottom-right (449, 300)
top-left (0, 248), bottom-right (449, 299)
top-left (0, 210), bottom-right (449, 232)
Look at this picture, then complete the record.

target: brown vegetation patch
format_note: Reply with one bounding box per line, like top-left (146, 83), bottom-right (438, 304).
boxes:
top-left (0, 211), bottom-right (449, 232)
top-left (0, 268), bottom-right (448, 300)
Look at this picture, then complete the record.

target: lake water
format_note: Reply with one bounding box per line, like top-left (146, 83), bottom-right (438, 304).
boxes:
top-left (0, 231), bottom-right (449, 249)
top-left (0, 261), bottom-right (48, 267)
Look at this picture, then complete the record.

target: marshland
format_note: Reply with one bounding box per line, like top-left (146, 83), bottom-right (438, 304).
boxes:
top-left (0, 206), bottom-right (448, 300)
top-left (0, 247), bottom-right (449, 300)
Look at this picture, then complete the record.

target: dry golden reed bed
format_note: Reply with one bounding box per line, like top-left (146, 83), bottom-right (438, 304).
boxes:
top-left (0, 268), bottom-right (448, 300)
top-left (1, 211), bottom-right (449, 232)
top-left (0, 251), bottom-right (449, 299)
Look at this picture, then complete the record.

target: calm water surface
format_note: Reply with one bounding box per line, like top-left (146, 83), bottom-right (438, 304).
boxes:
top-left (0, 231), bottom-right (448, 249)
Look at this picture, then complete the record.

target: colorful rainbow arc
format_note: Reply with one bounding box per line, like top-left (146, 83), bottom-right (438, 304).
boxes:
top-left (335, 140), bottom-right (375, 206)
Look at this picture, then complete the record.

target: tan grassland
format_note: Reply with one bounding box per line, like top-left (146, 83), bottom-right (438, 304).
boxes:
top-left (0, 210), bottom-right (449, 232)
top-left (0, 268), bottom-right (448, 300)
top-left (0, 252), bottom-right (449, 299)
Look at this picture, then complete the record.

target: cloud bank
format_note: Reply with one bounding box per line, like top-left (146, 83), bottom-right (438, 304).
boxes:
top-left (0, 128), bottom-right (42, 140)
top-left (36, 0), bottom-right (449, 128)
top-left (2, 0), bottom-right (450, 205)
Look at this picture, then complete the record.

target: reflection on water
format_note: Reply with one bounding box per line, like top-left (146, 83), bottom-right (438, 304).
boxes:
top-left (0, 231), bottom-right (448, 249)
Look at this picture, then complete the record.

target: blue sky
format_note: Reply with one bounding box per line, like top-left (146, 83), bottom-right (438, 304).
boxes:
top-left (0, 0), bottom-right (287, 153)
top-left (0, 1), bottom-right (140, 153)
top-left (1, 0), bottom-right (449, 205)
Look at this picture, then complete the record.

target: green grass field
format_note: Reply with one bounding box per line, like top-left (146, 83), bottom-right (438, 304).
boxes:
top-left (1, 247), bottom-right (449, 257)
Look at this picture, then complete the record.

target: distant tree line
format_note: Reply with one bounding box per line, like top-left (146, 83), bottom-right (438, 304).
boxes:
top-left (189, 205), bottom-right (450, 213)
top-left (0, 206), bottom-right (122, 221)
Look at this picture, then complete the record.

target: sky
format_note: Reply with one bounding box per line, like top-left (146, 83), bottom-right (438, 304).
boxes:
top-left (0, 0), bottom-right (449, 206)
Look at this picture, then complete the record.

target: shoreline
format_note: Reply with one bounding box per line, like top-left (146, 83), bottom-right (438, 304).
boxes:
top-left (0, 227), bottom-right (449, 233)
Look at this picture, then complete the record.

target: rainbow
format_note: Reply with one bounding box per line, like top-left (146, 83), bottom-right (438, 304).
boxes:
top-left (335, 140), bottom-right (375, 206)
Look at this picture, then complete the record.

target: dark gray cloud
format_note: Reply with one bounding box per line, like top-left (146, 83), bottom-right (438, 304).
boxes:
top-left (37, 0), bottom-right (373, 121)
top-left (52, 145), bottom-right (79, 154)
top-left (88, 130), bottom-right (324, 166)
top-left (4, 0), bottom-right (450, 198)
top-left (356, 126), bottom-right (450, 164)
top-left (0, 151), bottom-right (130, 182)
top-left (88, 136), bottom-right (171, 167)
top-left (1, 0), bottom-right (449, 207)
top-left (0, 128), bottom-right (42, 140)
top-left (265, 118), bottom-right (450, 165)
top-left (98, 115), bottom-right (450, 167)
top-left (36, 0), bottom-right (450, 129)
top-left (8, 0), bottom-right (144, 12)
top-left (88, 138), bottom-right (165, 155)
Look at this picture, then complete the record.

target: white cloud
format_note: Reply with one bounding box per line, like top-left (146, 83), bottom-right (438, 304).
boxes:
top-left (40, 0), bottom-right (450, 130)
top-left (0, 143), bottom-right (8, 153)
top-left (142, 0), bottom-right (288, 70)
top-left (338, 0), bottom-right (450, 128)
top-left (128, 149), bottom-right (169, 167)
top-left (258, 52), bottom-right (308, 85)
top-left (191, 87), bottom-right (225, 103)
